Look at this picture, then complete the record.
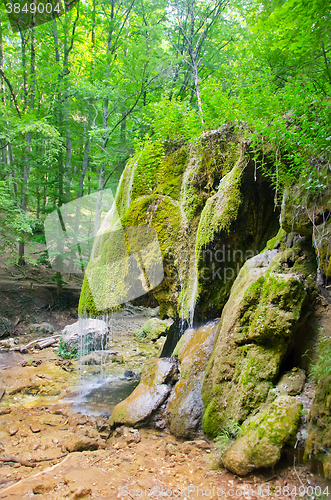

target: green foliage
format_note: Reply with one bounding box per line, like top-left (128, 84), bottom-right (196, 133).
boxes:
top-left (215, 420), bottom-right (241, 459)
top-left (143, 94), bottom-right (202, 141)
top-left (56, 338), bottom-right (78, 359)
top-left (310, 334), bottom-right (331, 382)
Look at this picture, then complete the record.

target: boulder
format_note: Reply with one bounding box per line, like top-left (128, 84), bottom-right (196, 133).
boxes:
top-left (108, 358), bottom-right (178, 427)
top-left (28, 322), bottom-right (55, 335)
top-left (0, 315), bottom-right (11, 339)
top-left (79, 127), bottom-right (280, 322)
top-left (61, 319), bottom-right (108, 355)
top-left (134, 318), bottom-right (172, 342)
top-left (202, 248), bottom-right (308, 437)
top-left (166, 321), bottom-right (219, 438)
top-left (277, 368), bottom-right (306, 396)
top-left (223, 395), bottom-right (302, 476)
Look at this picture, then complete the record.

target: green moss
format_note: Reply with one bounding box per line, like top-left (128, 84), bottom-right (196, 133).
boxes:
top-left (264, 228), bottom-right (287, 251)
top-left (123, 194), bottom-right (181, 258)
top-left (131, 140), bottom-right (165, 200)
top-left (134, 318), bottom-right (168, 341)
top-left (195, 162), bottom-right (243, 256)
top-left (156, 147), bottom-right (188, 200)
top-left (79, 275), bottom-right (100, 317)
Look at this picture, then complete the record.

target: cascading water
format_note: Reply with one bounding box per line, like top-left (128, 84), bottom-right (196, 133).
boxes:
top-left (73, 312), bottom-right (140, 416)
top-left (188, 270), bottom-right (198, 328)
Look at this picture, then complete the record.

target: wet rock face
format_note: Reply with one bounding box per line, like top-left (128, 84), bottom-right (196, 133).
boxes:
top-left (108, 358), bottom-right (178, 428)
top-left (166, 321), bottom-right (220, 438)
top-left (201, 249), bottom-right (308, 438)
top-left (61, 319), bottom-right (108, 355)
top-left (0, 315), bottom-right (11, 339)
top-left (223, 395), bottom-right (302, 476)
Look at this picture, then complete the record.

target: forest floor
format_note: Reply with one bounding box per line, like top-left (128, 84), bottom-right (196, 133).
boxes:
top-left (0, 257), bottom-right (330, 499)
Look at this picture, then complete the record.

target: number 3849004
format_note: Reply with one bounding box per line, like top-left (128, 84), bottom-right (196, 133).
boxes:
top-left (274, 485), bottom-right (329, 496)
top-left (5, 2), bottom-right (61, 14)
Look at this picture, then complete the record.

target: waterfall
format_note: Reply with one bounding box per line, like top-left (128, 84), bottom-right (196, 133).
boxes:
top-left (126, 152), bottom-right (142, 209)
top-left (188, 269), bottom-right (198, 328)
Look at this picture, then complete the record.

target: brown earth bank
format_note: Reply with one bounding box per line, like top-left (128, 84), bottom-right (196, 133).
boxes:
top-left (0, 277), bottom-right (330, 499)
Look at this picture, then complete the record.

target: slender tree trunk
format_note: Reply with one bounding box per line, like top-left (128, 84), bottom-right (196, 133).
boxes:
top-left (18, 30), bottom-right (31, 266)
top-left (0, 20), bottom-right (5, 102)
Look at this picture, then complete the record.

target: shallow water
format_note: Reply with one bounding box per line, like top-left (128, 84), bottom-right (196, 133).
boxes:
top-left (70, 374), bottom-right (139, 416)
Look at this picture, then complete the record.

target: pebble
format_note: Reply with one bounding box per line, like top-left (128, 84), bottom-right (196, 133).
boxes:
top-left (32, 479), bottom-right (57, 494)
top-left (30, 424), bottom-right (41, 433)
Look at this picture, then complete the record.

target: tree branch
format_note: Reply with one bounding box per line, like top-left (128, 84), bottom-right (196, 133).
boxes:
top-left (0, 69), bottom-right (21, 117)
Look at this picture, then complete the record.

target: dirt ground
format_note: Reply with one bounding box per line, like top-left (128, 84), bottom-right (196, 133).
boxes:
top-left (0, 259), bottom-right (330, 499)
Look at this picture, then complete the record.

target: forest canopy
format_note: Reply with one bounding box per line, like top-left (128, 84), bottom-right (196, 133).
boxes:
top-left (0, 0), bottom-right (330, 263)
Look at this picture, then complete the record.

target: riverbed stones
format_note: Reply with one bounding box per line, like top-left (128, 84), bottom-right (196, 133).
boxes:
top-left (202, 248), bottom-right (307, 437)
top-left (223, 395), bottom-right (302, 476)
top-left (0, 315), bottom-right (11, 339)
top-left (166, 321), bottom-right (220, 438)
top-left (108, 358), bottom-right (178, 428)
top-left (61, 319), bottom-right (108, 355)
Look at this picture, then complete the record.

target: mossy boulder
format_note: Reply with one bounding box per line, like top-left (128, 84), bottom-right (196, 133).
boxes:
top-left (223, 395), bottom-right (302, 476)
top-left (134, 318), bottom-right (171, 342)
top-left (79, 127), bottom-right (280, 322)
top-left (202, 249), bottom-right (307, 438)
top-left (166, 321), bottom-right (220, 438)
top-left (108, 358), bottom-right (178, 428)
top-left (277, 368), bottom-right (306, 396)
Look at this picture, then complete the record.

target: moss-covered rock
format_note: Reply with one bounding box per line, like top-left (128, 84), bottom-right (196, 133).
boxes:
top-left (108, 358), bottom-right (178, 428)
top-left (277, 368), bottom-right (306, 396)
top-left (166, 321), bottom-right (220, 438)
top-left (223, 395), bottom-right (302, 476)
top-left (201, 249), bottom-right (307, 438)
top-left (134, 318), bottom-right (171, 342)
top-left (79, 127), bottom-right (280, 322)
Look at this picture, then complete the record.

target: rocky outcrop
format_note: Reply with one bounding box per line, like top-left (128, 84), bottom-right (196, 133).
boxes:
top-left (79, 127), bottom-right (279, 322)
top-left (280, 186), bottom-right (331, 279)
top-left (61, 318), bottom-right (108, 355)
top-left (166, 321), bottom-right (219, 438)
top-left (201, 246), bottom-right (310, 438)
top-left (108, 358), bottom-right (178, 428)
top-left (223, 395), bottom-right (302, 476)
